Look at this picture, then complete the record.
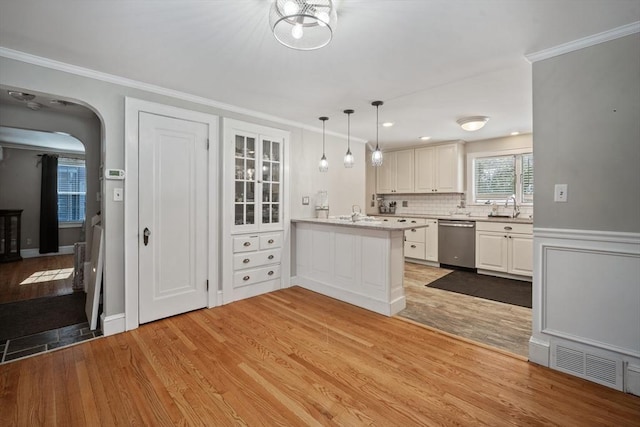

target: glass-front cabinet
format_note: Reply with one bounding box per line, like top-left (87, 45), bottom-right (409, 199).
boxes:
top-left (233, 132), bottom-right (282, 230)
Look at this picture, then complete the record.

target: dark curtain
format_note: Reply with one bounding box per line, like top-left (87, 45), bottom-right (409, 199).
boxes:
top-left (39, 154), bottom-right (59, 254)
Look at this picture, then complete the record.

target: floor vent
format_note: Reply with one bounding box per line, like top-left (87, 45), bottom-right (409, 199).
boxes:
top-left (552, 343), bottom-right (621, 390)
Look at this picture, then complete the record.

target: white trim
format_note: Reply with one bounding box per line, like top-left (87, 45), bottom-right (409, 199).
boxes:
top-left (124, 98), bottom-right (219, 331)
top-left (528, 336), bottom-right (550, 366)
top-left (0, 47), bottom-right (365, 144)
top-left (534, 227), bottom-right (640, 245)
top-left (100, 312), bottom-right (126, 336)
top-left (525, 21), bottom-right (640, 63)
top-left (20, 245), bottom-right (74, 258)
top-left (58, 222), bottom-right (83, 229)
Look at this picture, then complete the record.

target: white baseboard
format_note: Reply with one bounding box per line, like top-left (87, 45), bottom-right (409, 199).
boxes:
top-left (528, 337), bottom-right (550, 366)
top-left (21, 245), bottom-right (74, 258)
top-left (100, 313), bottom-right (126, 336)
top-left (625, 364), bottom-right (640, 397)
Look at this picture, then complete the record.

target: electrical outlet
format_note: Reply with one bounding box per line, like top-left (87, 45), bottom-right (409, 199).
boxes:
top-left (113, 187), bottom-right (124, 202)
top-left (402, 201), bottom-right (408, 207)
top-left (26, 238), bottom-right (32, 245)
top-left (554, 184), bottom-right (568, 202)
top-left (302, 196), bottom-right (309, 205)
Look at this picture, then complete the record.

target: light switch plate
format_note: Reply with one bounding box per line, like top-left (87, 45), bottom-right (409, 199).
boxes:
top-left (554, 184), bottom-right (568, 202)
top-left (302, 196), bottom-right (309, 205)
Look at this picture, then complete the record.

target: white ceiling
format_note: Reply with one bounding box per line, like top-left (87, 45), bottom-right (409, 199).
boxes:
top-left (0, 0), bottom-right (638, 149)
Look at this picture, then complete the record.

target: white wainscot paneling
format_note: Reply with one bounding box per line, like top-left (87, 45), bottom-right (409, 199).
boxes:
top-left (361, 235), bottom-right (387, 298)
top-left (311, 227), bottom-right (332, 281)
top-left (334, 232), bottom-right (359, 288)
top-left (538, 229), bottom-right (640, 358)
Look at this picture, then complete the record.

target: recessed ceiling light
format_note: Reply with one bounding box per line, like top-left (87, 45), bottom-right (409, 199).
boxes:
top-left (510, 131), bottom-right (520, 136)
top-left (8, 91), bottom-right (35, 101)
top-left (50, 99), bottom-right (75, 107)
top-left (382, 122), bottom-right (394, 127)
top-left (419, 136), bottom-right (431, 141)
top-left (456, 116), bottom-right (489, 131)
top-left (26, 101), bottom-right (42, 111)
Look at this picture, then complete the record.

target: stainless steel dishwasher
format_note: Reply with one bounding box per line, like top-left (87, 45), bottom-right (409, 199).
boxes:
top-left (438, 220), bottom-right (476, 269)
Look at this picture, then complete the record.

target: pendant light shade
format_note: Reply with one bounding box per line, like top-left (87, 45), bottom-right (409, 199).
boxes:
top-left (371, 101), bottom-right (384, 167)
top-left (319, 116), bottom-right (329, 172)
top-left (343, 109), bottom-right (354, 168)
top-left (269, 0), bottom-right (338, 51)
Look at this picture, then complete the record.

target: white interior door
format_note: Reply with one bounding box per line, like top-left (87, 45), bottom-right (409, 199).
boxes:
top-left (138, 112), bottom-right (208, 324)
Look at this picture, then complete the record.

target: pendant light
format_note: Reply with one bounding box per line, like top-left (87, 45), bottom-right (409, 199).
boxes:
top-left (319, 116), bottom-right (329, 172)
top-left (371, 101), bottom-right (384, 167)
top-left (343, 109), bottom-right (354, 168)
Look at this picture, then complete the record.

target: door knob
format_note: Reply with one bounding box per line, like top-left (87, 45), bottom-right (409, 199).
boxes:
top-left (143, 227), bottom-right (150, 246)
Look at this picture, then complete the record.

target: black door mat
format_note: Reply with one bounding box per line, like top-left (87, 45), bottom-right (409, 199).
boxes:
top-left (427, 270), bottom-right (532, 308)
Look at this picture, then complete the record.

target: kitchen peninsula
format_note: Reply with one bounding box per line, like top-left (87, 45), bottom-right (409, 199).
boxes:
top-left (291, 218), bottom-right (429, 316)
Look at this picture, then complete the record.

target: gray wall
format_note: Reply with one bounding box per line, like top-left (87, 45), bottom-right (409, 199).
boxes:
top-left (0, 147), bottom-right (82, 249)
top-left (0, 55), bottom-right (365, 318)
top-left (533, 33), bottom-right (640, 232)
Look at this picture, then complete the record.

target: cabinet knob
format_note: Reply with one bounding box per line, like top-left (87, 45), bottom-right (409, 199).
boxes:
top-left (268, 255), bottom-right (274, 260)
top-left (411, 229), bottom-right (416, 232)
top-left (504, 235), bottom-right (508, 238)
top-left (243, 242), bottom-right (251, 247)
top-left (504, 226), bottom-right (513, 231)
top-left (268, 270), bottom-right (274, 276)
top-left (411, 245), bottom-right (416, 248)
top-left (243, 258), bottom-right (250, 264)
top-left (243, 275), bottom-right (250, 281)
top-left (268, 239), bottom-right (274, 244)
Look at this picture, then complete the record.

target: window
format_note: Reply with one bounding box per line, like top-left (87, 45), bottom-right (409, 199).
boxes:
top-left (471, 152), bottom-right (533, 204)
top-left (58, 158), bottom-right (86, 223)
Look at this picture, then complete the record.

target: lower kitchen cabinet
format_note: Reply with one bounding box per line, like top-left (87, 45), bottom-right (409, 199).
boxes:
top-left (424, 219), bottom-right (438, 262)
top-left (476, 222), bottom-right (532, 278)
top-left (388, 217), bottom-right (438, 262)
top-left (231, 231), bottom-right (283, 294)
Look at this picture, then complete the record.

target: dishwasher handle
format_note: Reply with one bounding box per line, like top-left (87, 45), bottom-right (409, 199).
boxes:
top-left (439, 221), bottom-right (475, 228)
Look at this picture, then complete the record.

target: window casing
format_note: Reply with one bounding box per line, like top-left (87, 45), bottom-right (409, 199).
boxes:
top-left (469, 151), bottom-right (533, 205)
top-left (57, 158), bottom-right (86, 225)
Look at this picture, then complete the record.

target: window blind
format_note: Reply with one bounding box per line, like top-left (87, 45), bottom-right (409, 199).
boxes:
top-left (58, 158), bottom-right (86, 223)
top-left (474, 156), bottom-right (515, 200)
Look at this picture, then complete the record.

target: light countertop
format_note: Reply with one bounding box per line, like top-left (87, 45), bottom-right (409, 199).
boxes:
top-left (374, 213), bottom-right (533, 224)
top-left (291, 217), bottom-right (430, 231)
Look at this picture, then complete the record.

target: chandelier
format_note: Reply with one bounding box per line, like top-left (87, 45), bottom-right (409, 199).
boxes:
top-left (269, 0), bottom-right (338, 50)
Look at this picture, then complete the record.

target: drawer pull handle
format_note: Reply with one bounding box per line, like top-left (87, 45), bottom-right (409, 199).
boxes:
top-left (243, 258), bottom-right (250, 264)
top-left (504, 226), bottom-right (513, 231)
top-left (268, 271), bottom-right (274, 276)
top-left (268, 239), bottom-right (274, 244)
top-left (411, 229), bottom-right (416, 232)
top-left (268, 255), bottom-right (274, 260)
top-left (411, 245), bottom-right (416, 248)
top-left (243, 242), bottom-right (251, 247)
top-left (243, 275), bottom-right (250, 281)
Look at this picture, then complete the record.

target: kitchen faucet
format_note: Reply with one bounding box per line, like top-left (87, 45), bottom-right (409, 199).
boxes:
top-left (505, 194), bottom-right (520, 218)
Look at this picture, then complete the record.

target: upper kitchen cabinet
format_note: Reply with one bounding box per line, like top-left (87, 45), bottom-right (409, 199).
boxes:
top-left (376, 149), bottom-right (414, 193)
top-left (414, 141), bottom-right (465, 193)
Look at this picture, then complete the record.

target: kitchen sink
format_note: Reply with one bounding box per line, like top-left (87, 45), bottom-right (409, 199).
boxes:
top-left (487, 214), bottom-right (513, 218)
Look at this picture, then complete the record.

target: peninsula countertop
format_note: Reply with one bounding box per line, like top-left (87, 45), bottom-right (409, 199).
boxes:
top-left (374, 213), bottom-right (533, 224)
top-left (291, 217), bottom-right (430, 231)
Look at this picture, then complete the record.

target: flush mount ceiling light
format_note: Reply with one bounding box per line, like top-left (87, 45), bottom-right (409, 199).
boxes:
top-left (343, 109), bottom-right (354, 168)
top-left (269, 0), bottom-right (337, 50)
top-left (457, 116), bottom-right (490, 131)
top-left (419, 136), bottom-right (431, 141)
top-left (371, 101), bottom-right (384, 167)
top-left (318, 116), bottom-right (329, 172)
top-left (8, 91), bottom-right (35, 101)
top-left (50, 99), bottom-right (75, 107)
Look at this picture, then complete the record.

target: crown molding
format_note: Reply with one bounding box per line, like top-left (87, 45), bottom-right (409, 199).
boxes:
top-left (0, 47), bottom-right (367, 143)
top-left (525, 21), bottom-right (640, 63)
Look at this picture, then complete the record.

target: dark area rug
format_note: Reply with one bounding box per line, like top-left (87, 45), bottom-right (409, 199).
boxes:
top-left (0, 293), bottom-right (87, 341)
top-left (427, 270), bottom-right (532, 308)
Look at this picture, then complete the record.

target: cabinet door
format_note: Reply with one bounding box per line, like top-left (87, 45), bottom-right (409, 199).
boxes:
top-left (414, 147), bottom-right (435, 193)
top-left (425, 220), bottom-right (438, 262)
top-left (476, 232), bottom-right (508, 272)
top-left (435, 143), bottom-right (462, 192)
top-left (233, 132), bottom-right (258, 228)
top-left (509, 234), bottom-right (533, 276)
top-left (395, 149), bottom-right (414, 193)
top-left (260, 136), bottom-right (283, 229)
top-left (376, 151), bottom-right (396, 193)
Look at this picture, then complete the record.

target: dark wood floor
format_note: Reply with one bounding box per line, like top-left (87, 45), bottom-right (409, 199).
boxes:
top-left (0, 255), bottom-right (75, 304)
top-left (1, 287), bottom-right (638, 426)
top-left (400, 262), bottom-right (532, 357)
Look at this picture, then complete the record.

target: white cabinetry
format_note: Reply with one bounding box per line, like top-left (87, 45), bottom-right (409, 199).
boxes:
top-left (476, 222), bottom-right (532, 278)
top-left (382, 217), bottom-right (438, 262)
top-left (376, 149), bottom-right (414, 193)
top-left (424, 219), bottom-right (438, 262)
top-left (222, 119), bottom-right (290, 303)
top-left (414, 142), bottom-right (464, 193)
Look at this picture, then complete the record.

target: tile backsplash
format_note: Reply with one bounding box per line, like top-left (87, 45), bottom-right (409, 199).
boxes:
top-left (379, 193), bottom-right (533, 218)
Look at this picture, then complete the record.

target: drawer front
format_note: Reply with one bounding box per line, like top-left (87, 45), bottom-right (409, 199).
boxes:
top-left (233, 249), bottom-right (281, 270)
top-left (404, 241), bottom-right (426, 259)
top-left (404, 226), bottom-right (426, 243)
top-left (233, 235), bottom-right (260, 253)
top-left (233, 265), bottom-right (282, 287)
top-left (476, 221), bottom-right (532, 235)
top-left (260, 233), bottom-right (283, 250)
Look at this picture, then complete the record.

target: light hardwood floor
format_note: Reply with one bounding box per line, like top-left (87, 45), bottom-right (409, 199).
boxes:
top-left (1, 287), bottom-right (638, 426)
top-left (400, 262), bottom-right (532, 357)
top-left (0, 255), bottom-right (75, 304)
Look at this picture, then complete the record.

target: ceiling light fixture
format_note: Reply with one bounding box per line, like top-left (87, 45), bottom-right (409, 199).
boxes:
top-left (8, 91), bottom-right (35, 101)
top-left (26, 101), bottom-right (42, 111)
top-left (419, 136), bottom-right (431, 141)
top-left (457, 116), bottom-right (489, 131)
top-left (382, 122), bottom-right (394, 127)
top-left (510, 131), bottom-right (520, 136)
top-left (371, 101), bottom-right (384, 167)
top-left (319, 116), bottom-right (329, 172)
top-left (343, 109), bottom-right (354, 168)
top-left (269, 0), bottom-right (337, 50)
